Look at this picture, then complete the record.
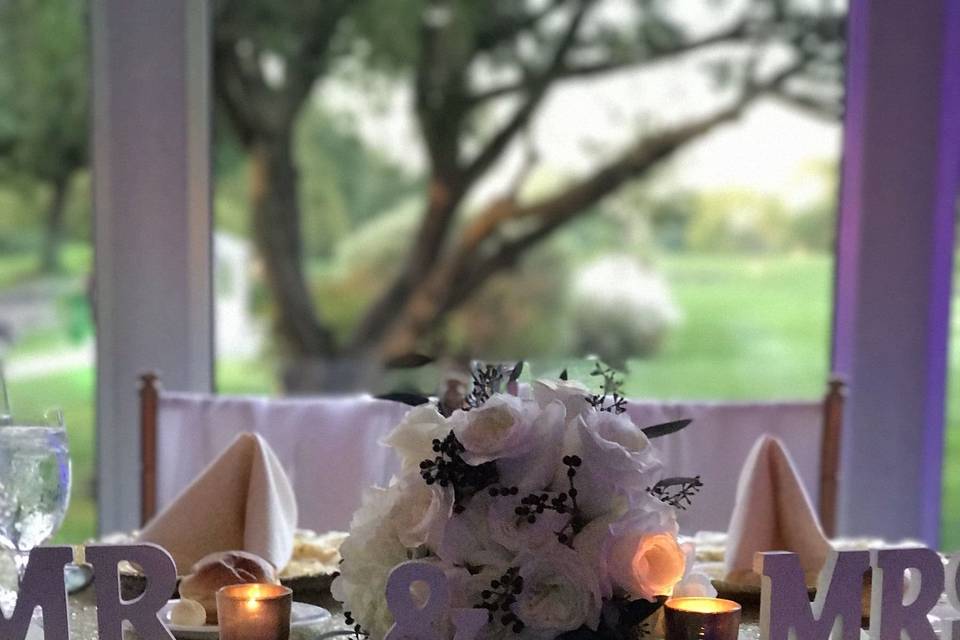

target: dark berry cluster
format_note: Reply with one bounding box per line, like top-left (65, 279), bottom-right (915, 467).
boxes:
top-left (489, 485), bottom-right (520, 498)
top-left (648, 476), bottom-right (703, 510)
top-left (343, 611), bottom-right (369, 639)
top-left (509, 455), bottom-right (583, 544)
top-left (420, 430), bottom-right (499, 513)
top-left (479, 567), bottom-right (525, 633)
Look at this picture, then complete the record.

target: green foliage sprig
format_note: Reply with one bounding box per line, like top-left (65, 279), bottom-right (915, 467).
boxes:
top-left (586, 361), bottom-right (627, 414)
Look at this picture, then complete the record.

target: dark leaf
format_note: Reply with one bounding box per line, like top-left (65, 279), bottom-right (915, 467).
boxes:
top-left (376, 392), bottom-right (432, 407)
top-left (557, 627), bottom-right (606, 640)
top-left (619, 596), bottom-right (667, 627)
top-left (642, 419), bottom-right (692, 439)
top-left (384, 353), bottom-right (435, 369)
top-left (648, 475), bottom-right (704, 510)
top-left (509, 360), bottom-right (524, 382)
top-left (653, 476), bottom-right (701, 490)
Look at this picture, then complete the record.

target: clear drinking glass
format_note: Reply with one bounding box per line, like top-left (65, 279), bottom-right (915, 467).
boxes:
top-left (0, 408), bottom-right (71, 613)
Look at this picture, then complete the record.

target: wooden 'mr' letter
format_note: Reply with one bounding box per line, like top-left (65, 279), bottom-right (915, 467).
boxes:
top-left (87, 543), bottom-right (177, 640)
top-left (0, 546), bottom-right (72, 640)
top-left (869, 548), bottom-right (942, 640)
top-left (758, 550), bottom-right (870, 640)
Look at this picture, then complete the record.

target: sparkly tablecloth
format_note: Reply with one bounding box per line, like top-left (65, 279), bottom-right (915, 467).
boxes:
top-left (48, 593), bottom-right (766, 640)
top-left (32, 587), bottom-right (355, 639)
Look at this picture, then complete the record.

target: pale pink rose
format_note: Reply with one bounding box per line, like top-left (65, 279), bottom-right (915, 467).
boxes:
top-left (608, 519), bottom-right (686, 601)
top-left (487, 489), bottom-right (570, 552)
top-left (561, 412), bottom-right (663, 517)
top-left (572, 512), bottom-right (621, 599)
top-left (497, 400), bottom-right (566, 494)
top-left (450, 394), bottom-right (536, 464)
top-left (532, 378), bottom-right (591, 422)
top-left (437, 495), bottom-right (511, 569)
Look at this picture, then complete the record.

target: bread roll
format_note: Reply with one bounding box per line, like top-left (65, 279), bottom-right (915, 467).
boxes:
top-left (179, 551), bottom-right (279, 624)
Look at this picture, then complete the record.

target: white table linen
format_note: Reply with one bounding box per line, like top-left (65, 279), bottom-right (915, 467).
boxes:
top-left (625, 400), bottom-right (823, 534)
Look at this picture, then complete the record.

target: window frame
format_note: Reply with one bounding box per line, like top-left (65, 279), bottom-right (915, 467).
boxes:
top-left (92, 0), bottom-right (213, 533)
top-left (91, 0), bottom-right (960, 542)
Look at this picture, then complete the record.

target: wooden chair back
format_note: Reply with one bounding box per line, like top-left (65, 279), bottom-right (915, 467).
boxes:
top-left (818, 375), bottom-right (847, 537)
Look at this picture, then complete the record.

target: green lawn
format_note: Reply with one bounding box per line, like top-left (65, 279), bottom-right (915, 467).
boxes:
top-left (6, 250), bottom-right (960, 549)
top-left (534, 253), bottom-right (831, 400)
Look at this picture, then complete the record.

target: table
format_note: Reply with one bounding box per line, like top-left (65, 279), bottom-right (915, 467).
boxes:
top-left (24, 586), bottom-right (354, 640)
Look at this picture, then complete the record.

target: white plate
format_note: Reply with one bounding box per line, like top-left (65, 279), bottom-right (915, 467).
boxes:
top-left (160, 601), bottom-right (331, 640)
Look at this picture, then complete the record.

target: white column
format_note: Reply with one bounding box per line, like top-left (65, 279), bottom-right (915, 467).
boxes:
top-left (92, 0), bottom-right (212, 533)
top-left (832, 0), bottom-right (960, 544)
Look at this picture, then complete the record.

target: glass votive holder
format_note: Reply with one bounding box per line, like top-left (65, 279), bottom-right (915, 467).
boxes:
top-left (216, 583), bottom-right (293, 640)
top-left (664, 597), bottom-right (741, 640)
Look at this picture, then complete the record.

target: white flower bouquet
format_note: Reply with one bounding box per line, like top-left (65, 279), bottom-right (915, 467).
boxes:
top-left (333, 363), bottom-right (713, 640)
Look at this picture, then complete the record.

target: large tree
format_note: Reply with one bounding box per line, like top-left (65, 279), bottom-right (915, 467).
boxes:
top-left (215, 0), bottom-right (844, 385)
top-left (0, 0), bottom-right (88, 273)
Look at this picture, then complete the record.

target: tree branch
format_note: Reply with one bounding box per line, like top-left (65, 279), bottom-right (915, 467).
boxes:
top-left (284, 1), bottom-right (355, 113)
top-left (474, 0), bottom-right (571, 52)
top-left (448, 59), bottom-right (807, 304)
top-left (213, 42), bottom-right (270, 144)
top-left (469, 17), bottom-right (750, 104)
top-left (214, 1), bottom-right (353, 141)
top-left (769, 87), bottom-right (843, 121)
top-left (461, 0), bottom-right (593, 185)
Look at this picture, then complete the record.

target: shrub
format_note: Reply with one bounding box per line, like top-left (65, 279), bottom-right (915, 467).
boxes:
top-left (569, 255), bottom-right (681, 366)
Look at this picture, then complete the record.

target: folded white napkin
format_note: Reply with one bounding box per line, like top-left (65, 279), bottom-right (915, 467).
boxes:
top-left (723, 435), bottom-right (831, 584)
top-left (140, 432), bottom-right (298, 574)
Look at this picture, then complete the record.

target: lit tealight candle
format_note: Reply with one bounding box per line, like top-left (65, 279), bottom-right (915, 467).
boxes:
top-left (664, 597), bottom-right (741, 640)
top-left (217, 583), bottom-right (293, 640)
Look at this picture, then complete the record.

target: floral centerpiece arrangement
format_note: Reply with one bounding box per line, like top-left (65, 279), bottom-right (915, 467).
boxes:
top-left (333, 363), bottom-right (714, 640)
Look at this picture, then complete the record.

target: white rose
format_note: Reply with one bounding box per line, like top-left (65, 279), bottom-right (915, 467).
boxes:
top-left (451, 394), bottom-right (536, 464)
top-left (437, 495), bottom-right (512, 569)
top-left (381, 404), bottom-right (451, 472)
top-left (389, 473), bottom-right (454, 551)
top-left (497, 400), bottom-right (567, 494)
top-left (672, 543), bottom-right (718, 598)
top-left (512, 542), bottom-right (603, 633)
top-left (532, 378), bottom-right (591, 422)
top-left (607, 510), bottom-right (685, 601)
top-left (563, 411), bottom-right (662, 516)
top-left (332, 487), bottom-right (411, 640)
top-left (571, 511), bottom-right (625, 600)
top-left (487, 489), bottom-right (570, 553)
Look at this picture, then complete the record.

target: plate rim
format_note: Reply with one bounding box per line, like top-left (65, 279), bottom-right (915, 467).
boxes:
top-left (161, 600), bottom-right (331, 635)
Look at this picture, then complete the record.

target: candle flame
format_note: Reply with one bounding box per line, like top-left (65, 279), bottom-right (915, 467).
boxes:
top-left (665, 597), bottom-right (740, 614)
top-left (235, 585), bottom-right (265, 612)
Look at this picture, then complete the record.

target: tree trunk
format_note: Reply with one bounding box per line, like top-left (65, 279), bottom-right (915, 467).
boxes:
top-left (249, 132), bottom-right (336, 362)
top-left (39, 174), bottom-right (70, 274)
top-left (348, 178), bottom-right (463, 352)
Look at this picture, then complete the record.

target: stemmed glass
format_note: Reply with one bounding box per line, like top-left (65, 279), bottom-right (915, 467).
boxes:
top-left (0, 405), bottom-right (72, 615)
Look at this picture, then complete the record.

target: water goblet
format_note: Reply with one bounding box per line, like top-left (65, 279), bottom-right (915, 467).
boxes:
top-left (0, 408), bottom-right (71, 615)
